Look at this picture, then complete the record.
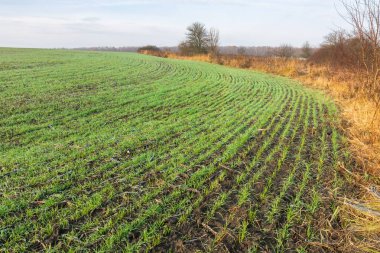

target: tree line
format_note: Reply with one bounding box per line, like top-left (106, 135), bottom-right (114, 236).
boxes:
top-left (176, 22), bottom-right (312, 59)
top-left (310, 0), bottom-right (380, 103)
top-left (138, 0), bottom-right (380, 103)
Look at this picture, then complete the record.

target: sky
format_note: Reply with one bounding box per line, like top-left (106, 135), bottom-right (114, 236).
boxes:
top-left (0, 0), bottom-right (351, 48)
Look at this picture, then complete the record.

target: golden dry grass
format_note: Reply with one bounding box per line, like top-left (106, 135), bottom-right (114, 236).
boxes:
top-left (245, 59), bottom-right (380, 252)
top-left (143, 51), bottom-right (380, 252)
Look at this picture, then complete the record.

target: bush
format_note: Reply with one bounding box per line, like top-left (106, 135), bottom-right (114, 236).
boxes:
top-left (137, 45), bottom-right (161, 53)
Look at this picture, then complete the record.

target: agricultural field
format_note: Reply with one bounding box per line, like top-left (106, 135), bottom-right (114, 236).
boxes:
top-left (0, 48), bottom-right (350, 252)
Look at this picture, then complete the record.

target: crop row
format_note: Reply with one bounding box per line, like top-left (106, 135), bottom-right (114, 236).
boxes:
top-left (0, 49), bottom-right (346, 252)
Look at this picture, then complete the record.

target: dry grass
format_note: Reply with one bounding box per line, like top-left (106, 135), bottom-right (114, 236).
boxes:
top-left (142, 51), bottom-right (380, 252)
top-left (247, 60), bottom-right (380, 252)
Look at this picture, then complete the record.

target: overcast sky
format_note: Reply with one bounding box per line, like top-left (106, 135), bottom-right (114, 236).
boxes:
top-left (0, 0), bottom-right (350, 48)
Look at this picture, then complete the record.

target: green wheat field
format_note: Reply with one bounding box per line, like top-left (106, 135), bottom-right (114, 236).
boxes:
top-left (0, 48), bottom-right (349, 252)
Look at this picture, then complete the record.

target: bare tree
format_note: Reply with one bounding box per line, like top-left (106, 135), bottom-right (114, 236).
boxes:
top-left (324, 29), bottom-right (349, 46)
top-left (340, 0), bottom-right (380, 122)
top-left (275, 44), bottom-right (294, 58)
top-left (184, 22), bottom-right (209, 54)
top-left (301, 41), bottom-right (312, 59)
top-left (208, 28), bottom-right (220, 56)
top-left (310, 30), bottom-right (362, 68)
top-left (340, 0), bottom-right (380, 95)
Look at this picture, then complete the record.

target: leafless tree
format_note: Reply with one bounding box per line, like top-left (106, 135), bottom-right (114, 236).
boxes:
top-left (301, 41), bottom-right (312, 59)
top-left (340, 0), bottom-right (380, 96)
top-left (310, 30), bottom-right (362, 68)
top-left (208, 28), bottom-right (220, 56)
top-left (324, 29), bottom-right (349, 46)
top-left (340, 0), bottom-right (380, 121)
top-left (184, 22), bottom-right (209, 54)
top-left (275, 44), bottom-right (294, 58)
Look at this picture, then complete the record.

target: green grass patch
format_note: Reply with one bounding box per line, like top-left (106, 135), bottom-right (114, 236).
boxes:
top-left (0, 48), bottom-right (347, 252)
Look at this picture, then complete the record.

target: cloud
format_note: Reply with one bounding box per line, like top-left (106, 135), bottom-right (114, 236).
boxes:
top-left (0, 0), bottom-right (348, 48)
top-left (82, 17), bottom-right (101, 22)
